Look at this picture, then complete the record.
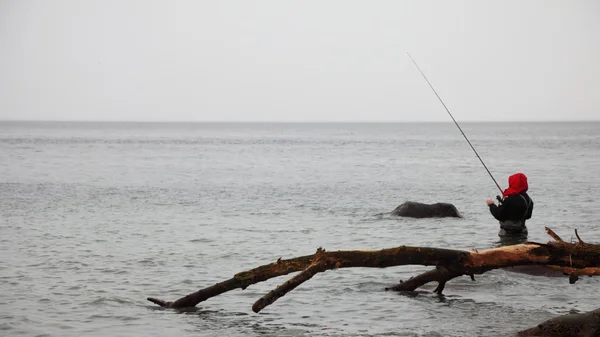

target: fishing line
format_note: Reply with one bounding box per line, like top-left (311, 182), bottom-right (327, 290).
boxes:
top-left (407, 53), bottom-right (504, 195)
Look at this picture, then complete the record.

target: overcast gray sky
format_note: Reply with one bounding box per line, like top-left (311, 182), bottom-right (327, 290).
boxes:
top-left (1, 0), bottom-right (599, 122)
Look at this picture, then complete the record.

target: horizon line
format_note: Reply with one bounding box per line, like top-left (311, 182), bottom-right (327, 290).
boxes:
top-left (1, 119), bottom-right (599, 124)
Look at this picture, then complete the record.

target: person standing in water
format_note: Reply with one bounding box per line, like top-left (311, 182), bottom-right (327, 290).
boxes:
top-left (486, 172), bottom-right (534, 237)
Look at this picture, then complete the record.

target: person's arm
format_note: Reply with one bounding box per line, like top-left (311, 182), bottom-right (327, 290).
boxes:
top-left (488, 198), bottom-right (511, 221)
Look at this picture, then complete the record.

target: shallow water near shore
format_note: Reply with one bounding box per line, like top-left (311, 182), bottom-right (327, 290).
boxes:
top-left (1, 121), bottom-right (599, 336)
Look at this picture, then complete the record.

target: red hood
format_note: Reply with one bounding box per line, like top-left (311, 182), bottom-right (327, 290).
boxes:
top-left (503, 173), bottom-right (528, 197)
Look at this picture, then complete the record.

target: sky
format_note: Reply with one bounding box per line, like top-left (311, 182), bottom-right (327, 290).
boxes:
top-left (0, 0), bottom-right (599, 122)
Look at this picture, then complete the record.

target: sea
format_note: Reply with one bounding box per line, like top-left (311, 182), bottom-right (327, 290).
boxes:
top-left (1, 121), bottom-right (599, 337)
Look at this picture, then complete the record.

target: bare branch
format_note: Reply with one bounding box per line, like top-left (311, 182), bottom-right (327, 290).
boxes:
top-left (253, 259), bottom-right (329, 313)
top-left (545, 227), bottom-right (564, 242)
top-left (575, 229), bottom-right (585, 245)
top-left (147, 227), bottom-right (600, 310)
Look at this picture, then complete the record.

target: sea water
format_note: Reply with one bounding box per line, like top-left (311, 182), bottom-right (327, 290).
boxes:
top-left (1, 121), bottom-right (599, 336)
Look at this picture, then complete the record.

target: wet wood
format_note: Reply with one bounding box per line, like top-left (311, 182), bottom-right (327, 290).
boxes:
top-left (252, 258), bottom-right (329, 313)
top-left (148, 246), bottom-right (470, 309)
top-left (148, 228), bottom-right (600, 313)
top-left (388, 266), bottom-right (464, 293)
top-left (545, 226), bottom-right (564, 242)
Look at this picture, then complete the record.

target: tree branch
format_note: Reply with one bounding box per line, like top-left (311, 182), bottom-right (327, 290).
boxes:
top-left (252, 258), bottom-right (330, 313)
top-left (147, 228), bottom-right (600, 310)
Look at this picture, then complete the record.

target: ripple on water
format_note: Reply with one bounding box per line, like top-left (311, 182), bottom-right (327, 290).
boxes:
top-left (188, 238), bottom-right (213, 243)
top-left (83, 296), bottom-right (135, 307)
top-left (87, 314), bottom-right (140, 322)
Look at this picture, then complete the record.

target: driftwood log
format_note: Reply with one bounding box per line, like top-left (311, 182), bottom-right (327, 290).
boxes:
top-left (147, 227), bottom-right (600, 335)
top-left (148, 228), bottom-right (598, 310)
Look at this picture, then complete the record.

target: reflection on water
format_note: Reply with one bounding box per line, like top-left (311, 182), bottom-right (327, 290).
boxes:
top-left (496, 233), bottom-right (529, 247)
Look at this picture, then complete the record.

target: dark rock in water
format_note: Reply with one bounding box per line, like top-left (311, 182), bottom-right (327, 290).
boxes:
top-left (518, 308), bottom-right (600, 337)
top-left (391, 201), bottom-right (462, 218)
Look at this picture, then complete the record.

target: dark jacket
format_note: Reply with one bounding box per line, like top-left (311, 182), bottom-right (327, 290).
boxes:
top-left (489, 192), bottom-right (534, 228)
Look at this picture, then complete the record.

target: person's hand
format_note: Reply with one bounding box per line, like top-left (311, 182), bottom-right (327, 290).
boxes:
top-left (486, 199), bottom-right (495, 206)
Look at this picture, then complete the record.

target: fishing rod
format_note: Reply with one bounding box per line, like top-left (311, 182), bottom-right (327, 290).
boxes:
top-left (407, 53), bottom-right (504, 197)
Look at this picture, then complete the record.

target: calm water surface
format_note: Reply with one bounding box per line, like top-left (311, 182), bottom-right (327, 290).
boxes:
top-left (1, 121), bottom-right (599, 337)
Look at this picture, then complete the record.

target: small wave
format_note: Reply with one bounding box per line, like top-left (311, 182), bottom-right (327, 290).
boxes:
top-left (83, 296), bottom-right (134, 306)
top-left (92, 268), bottom-right (128, 275)
top-left (249, 211), bottom-right (286, 216)
top-left (189, 238), bottom-right (213, 243)
top-left (369, 212), bottom-right (394, 221)
top-left (355, 280), bottom-right (390, 291)
top-left (181, 279), bottom-right (199, 285)
top-left (87, 314), bottom-right (139, 321)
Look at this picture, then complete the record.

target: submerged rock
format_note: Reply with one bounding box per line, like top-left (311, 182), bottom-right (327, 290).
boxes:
top-left (391, 201), bottom-right (462, 218)
top-left (518, 308), bottom-right (600, 337)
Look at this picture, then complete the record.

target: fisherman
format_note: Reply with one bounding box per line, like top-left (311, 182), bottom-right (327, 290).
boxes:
top-left (486, 172), bottom-right (534, 237)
